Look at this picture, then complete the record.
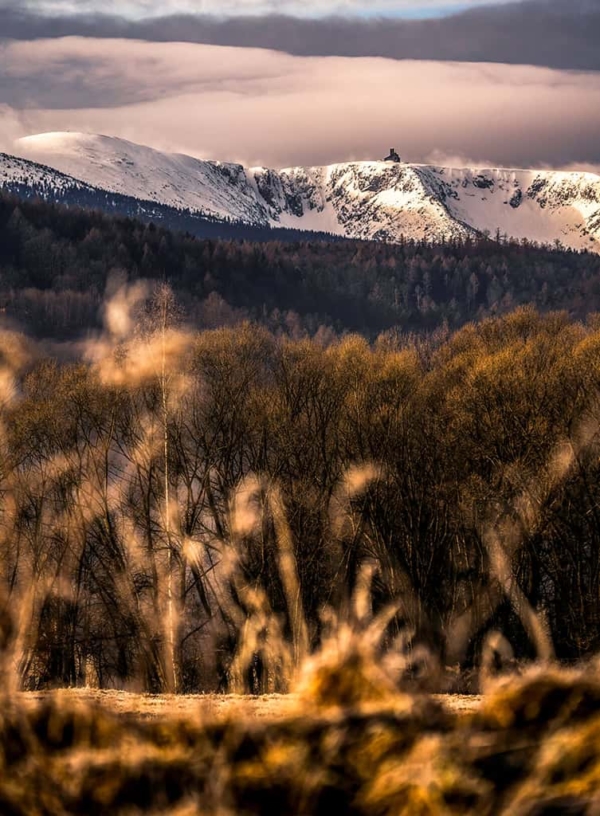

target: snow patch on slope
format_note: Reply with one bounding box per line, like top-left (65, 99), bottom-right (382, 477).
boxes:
top-left (16, 132), bottom-right (271, 225)
top-left (424, 166), bottom-right (600, 250)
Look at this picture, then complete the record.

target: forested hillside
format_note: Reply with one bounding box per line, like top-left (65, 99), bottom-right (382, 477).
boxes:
top-left (2, 303), bottom-right (600, 691)
top-left (2, 192), bottom-right (600, 339)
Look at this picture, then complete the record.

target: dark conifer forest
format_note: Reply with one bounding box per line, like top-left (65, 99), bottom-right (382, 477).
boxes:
top-left (2, 191), bottom-right (600, 340)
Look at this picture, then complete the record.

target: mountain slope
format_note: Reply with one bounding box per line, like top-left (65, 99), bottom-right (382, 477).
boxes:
top-left (7, 132), bottom-right (600, 251)
top-left (16, 132), bottom-right (272, 225)
top-left (0, 151), bottom-right (342, 243)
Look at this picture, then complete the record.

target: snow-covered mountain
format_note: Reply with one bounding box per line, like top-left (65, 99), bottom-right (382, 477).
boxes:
top-left (4, 131), bottom-right (600, 251)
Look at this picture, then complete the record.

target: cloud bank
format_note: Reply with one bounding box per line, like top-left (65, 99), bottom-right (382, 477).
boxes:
top-left (2, 38), bottom-right (600, 170)
top-left (1, 0), bottom-right (600, 72)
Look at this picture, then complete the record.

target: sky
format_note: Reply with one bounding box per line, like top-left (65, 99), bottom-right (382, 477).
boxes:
top-left (1, 0), bottom-right (600, 170)
top-left (0, 1), bottom-right (521, 19)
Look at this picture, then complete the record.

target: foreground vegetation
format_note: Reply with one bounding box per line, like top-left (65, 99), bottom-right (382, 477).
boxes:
top-left (2, 659), bottom-right (600, 814)
top-left (0, 294), bottom-right (598, 693)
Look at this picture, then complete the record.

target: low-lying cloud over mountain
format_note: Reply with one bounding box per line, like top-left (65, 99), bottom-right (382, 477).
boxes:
top-left (1, 38), bottom-right (600, 170)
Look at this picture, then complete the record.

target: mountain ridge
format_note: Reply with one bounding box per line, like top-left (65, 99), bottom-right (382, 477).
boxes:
top-left (4, 132), bottom-right (600, 251)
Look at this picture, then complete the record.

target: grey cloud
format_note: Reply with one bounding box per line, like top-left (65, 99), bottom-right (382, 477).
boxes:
top-left (0, 50), bottom-right (150, 109)
top-left (0, 39), bottom-right (296, 110)
top-left (1, 0), bottom-right (600, 72)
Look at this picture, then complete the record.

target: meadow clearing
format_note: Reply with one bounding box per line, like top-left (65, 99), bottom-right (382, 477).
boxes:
top-left (17, 688), bottom-right (482, 719)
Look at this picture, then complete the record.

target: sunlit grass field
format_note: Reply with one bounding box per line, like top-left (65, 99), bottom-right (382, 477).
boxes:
top-left (17, 688), bottom-right (481, 719)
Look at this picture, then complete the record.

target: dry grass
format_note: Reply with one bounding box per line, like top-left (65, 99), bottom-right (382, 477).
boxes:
top-left (1, 666), bottom-right (600, 815)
